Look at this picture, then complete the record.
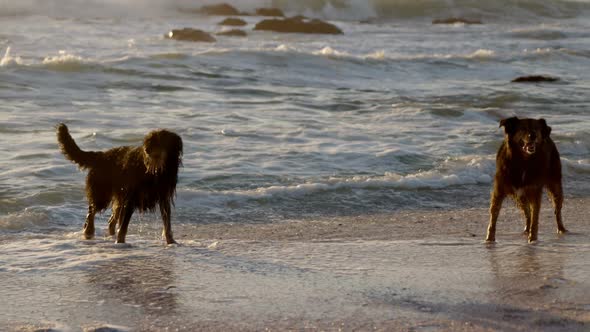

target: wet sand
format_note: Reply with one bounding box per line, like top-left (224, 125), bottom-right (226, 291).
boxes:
top-left (1, 198), bottom-right (589, 331)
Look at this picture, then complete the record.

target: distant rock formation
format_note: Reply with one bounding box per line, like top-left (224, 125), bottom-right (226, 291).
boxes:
top-left (254, 17), bottom-right (343, 35)
top-left (198, 3), bottom-right (242, 16)
top-left (432, 18), bottom-right (483, 25)
top-left (216, 29), bottom-right (248, 37)
top-left (511, 75), bottom-right (560, 83)
top-left (255, 8), bottom-right (285, 17)
top-left (218, 18), bottom-right (247, 26)
top-left (165, 28), bottom-right (216, 42)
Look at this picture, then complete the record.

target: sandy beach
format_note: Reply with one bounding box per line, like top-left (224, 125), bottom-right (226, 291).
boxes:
top-left (1, 197), bottom-right (588, 331)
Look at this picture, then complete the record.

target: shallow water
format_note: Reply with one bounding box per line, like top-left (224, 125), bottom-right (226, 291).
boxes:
top-left (1, 231), bottom-right (588, 330)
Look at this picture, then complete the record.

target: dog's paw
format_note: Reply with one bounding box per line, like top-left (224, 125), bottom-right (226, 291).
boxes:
top-left (557, 228), bottom-right (568, 234)
top-left (165, 237), bottom-right (177, 243)
top-left (113, 241), bottom-right (132, 249)
top-left (83, 225), bottom-right (95, 239)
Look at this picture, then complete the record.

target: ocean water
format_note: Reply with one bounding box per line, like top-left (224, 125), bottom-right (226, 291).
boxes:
top-left (2, 0), bottom-right (590, 329)
top-left (2, 0), bottom-right (590, 231)
top-left (1, 2), bottom-right (590, 239)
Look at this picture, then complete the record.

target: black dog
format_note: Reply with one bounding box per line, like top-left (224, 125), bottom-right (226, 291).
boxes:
top-left (486, 117), bottom-right (567, 243)
top-left (57, 124), bottom-right (182, 244)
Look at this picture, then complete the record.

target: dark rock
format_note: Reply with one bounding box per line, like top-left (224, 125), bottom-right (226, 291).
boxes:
top-left (253, 17), bottom-right (343, 34)
top-left (255, 8), bottom-right (285, 17)
top-left (290, 15), bottom-right (308, 21)
top-left (216, 29), bottom-right (248, 37)
top-left (166, 28), bottom-right (216, 42)
top-left (199, 3), bottom-right (240, 16)
top-left (432, 17), bottom-right (483, 25)
top-left (511, 75), bottom-right (560, 83)
top-left (218, 17), bottom-right (247, 26)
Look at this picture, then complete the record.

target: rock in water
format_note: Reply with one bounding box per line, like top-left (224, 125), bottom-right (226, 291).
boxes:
top-left (199, 3), bottom-right (241, 16)
top-left (218, 18), bottom-right (248, 26)
top-left (511, 75), bottom-right (560, 83)
top-left (254, 17), bottom-right (343, 35)
top-left (216, 29), bottom-right (248, 37)
top-left (166, 28), bottom-right (216, 42)
top-left (291, 15), bottom-right (308, 21)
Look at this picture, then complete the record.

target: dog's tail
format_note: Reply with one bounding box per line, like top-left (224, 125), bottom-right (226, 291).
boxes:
top-left (56, 123), bottom-right (99, 169)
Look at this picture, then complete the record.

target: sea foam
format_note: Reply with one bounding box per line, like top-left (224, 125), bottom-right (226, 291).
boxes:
top-left (0, 209), bottom-right (49, 231)
top-left (271, 44), bottom-right (498, 63)
top-left (178, 155), bottom-right (496, 208)
top-left (0, 47), bottom-right (23, 67)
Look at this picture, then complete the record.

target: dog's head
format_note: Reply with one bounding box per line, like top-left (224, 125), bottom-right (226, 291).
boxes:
top-left (499, 117), bottom-right (551, 157)
top-left (142, 129), bottom-right (183, 175)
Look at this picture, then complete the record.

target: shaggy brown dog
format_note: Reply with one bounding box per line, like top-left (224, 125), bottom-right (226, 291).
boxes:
top-left (486, 117), bottom-right (567, 243)
top-left (57, 124), bottom-right (182, 244)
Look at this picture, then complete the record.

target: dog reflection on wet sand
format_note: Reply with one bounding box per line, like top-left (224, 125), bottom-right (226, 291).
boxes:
top-left (57, 123), bottom-right (182, 244)
top-left (486, 117), bottom-right (567, 243)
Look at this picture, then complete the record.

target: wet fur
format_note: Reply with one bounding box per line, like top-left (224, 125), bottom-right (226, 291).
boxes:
top-left (57, 123), bottom-right (182, 244)
top-left (486, 117), bottom-right (567, 243)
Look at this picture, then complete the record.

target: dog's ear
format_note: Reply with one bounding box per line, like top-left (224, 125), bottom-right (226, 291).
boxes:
top-left (499, 117), bottom-right (519, 135)
top-left (539, 118), bottom-right (551, 138)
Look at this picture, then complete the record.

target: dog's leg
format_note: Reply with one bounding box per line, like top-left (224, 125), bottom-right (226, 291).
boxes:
top-left (107, 204), bottom-right (122, 237)
top-left (159, 200), bottom-right (176, 244)
top-left (528, 190), bottom-right (543, 243)
top-left (486, 190), bottom-right (505, 242)
top-left (115, 205), bottom-right (134, 244)
top-left (83, 205), bottom-right (96, 239)
top-left (515, 195), bottom-right (532, 235)
top-left (547, 182), bottom-right (567, 234)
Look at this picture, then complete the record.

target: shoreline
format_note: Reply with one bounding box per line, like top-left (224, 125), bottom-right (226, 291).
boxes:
top-left (1, 198), bottom-right (589, 331)
top-left (177, 197), bottom-right (590, 243)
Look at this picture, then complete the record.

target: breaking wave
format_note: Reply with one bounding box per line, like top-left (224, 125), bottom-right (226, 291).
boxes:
top-left (0, 47), bottom-right (23, 67)
top-left (1, 0), bottom-right (589, 20)
top-left (178, 155), bottom-right (496, 208)
top-left (273, 0), bottom-right (590, 20)
top-left (0, 45), bottom-right (506, 72)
